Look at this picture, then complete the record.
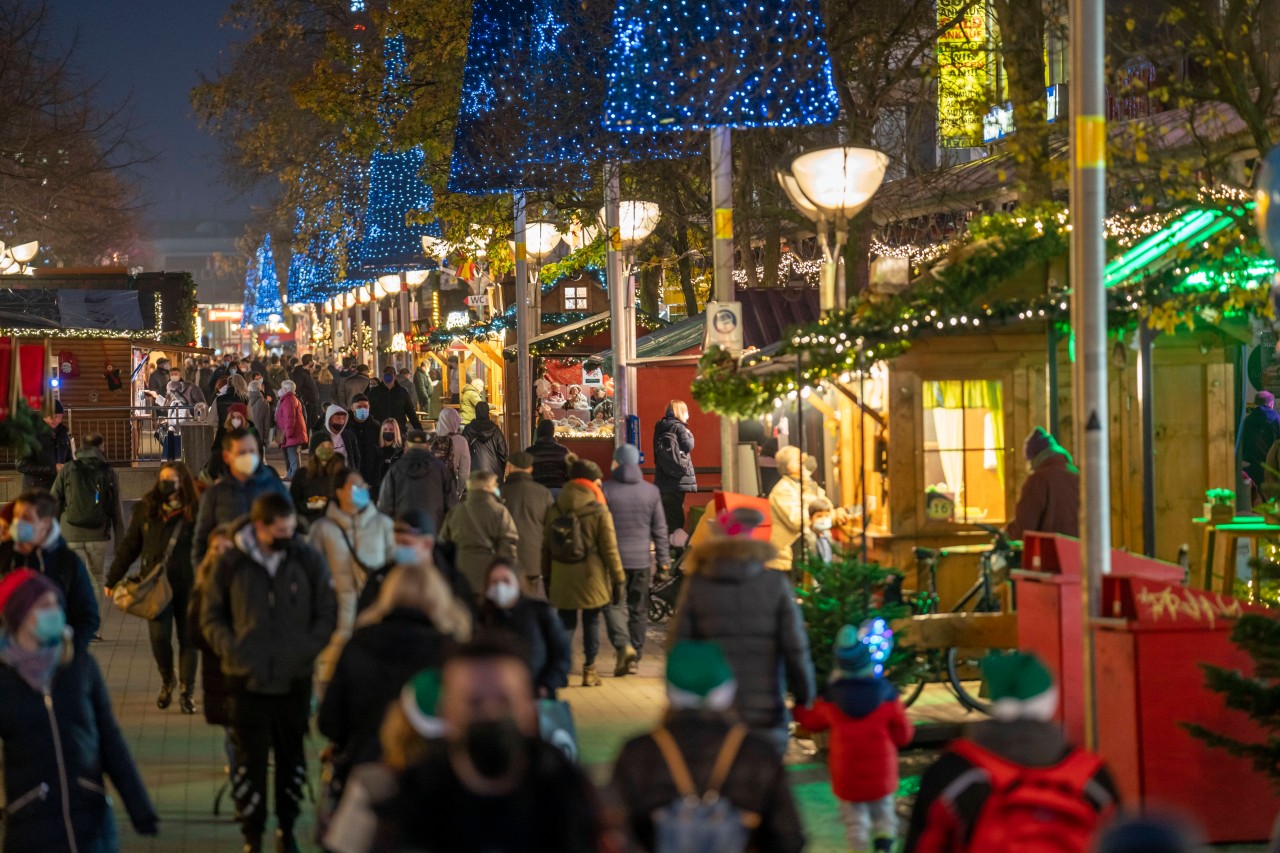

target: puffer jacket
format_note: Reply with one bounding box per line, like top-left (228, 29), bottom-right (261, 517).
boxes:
top-left (652, 413), bottom-right (697, 493)
top-left (199, 522), bottom-right (337, 695)
top-left (459, 384), bottom-right (483, 424)
top-left (439, 490), bottom-right (520, 591)
top-left (601, 462), bottom-right (670, 570)
top-left (463, 414), bottom-right (508, 480)
top-left (501, 471), bottom-right (554, 578)
top-left (275, 390), bottom-right (308, 448)
top-left (377, 445), bottom-right (457, 530)
top-left (527, 421), bottom-right (569, 490)
top-left (191, 462), bottom-right (289, 566)
top-left (0, 644), bottom-right (157, 852)
top-left (542, 481), bottom-right (625, 611)
top-left (671, 537), bottom-right (815, 730)
top-left (308, 502), bottom-right (396, 658)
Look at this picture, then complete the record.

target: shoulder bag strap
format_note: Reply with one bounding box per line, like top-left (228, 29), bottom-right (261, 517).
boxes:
top-left (332, 521), bottom-right (378, 574)
top-left (706, 724), bottom-right (749, 796)
top-left (138, 517), bottom-right (184, 580)
top-left (650, 726), bottom-right (697, 798)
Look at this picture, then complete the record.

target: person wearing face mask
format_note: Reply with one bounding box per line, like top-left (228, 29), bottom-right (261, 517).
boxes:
top-left (804, 498), bottom-right (840, 565)
top-left (346, 394), bottom-right (386, 499)
top-left (439, 471), bottom-right (520, 596)
top-left (379, 418), bottom-right (404, 469)
top-left (378, 429), bottom-right (456, 532)
top-left (459, 376), bottom-right (486, 425)
top-left (479, 560), bottom-right (569, 698)
top-left (275, 379), bottom-right (309, 480)
top-left (106, 463), bottom-right (199, 713)
top-left (381, 637), bottom-right (603, 852)
top-left (291, 440), bottom-right (345, 527)
top-left (307, 468), bottom-right (396, 695)
top-left (366, 365), bottom-right (422, 436)
top-left (201, 492), bottom-right (337, 853)
top-left (192, 429), bottom-right (289, 567)
top-left (314, 403), bottom-right (358, 471)
top-left (247, 379), bottom-right (274, 446)
top-left (206, 352), bottom-right (234, 398)
top-left (206, 401), bottom-right (263, 481)
top-left (394, 509), bottom-right (475, 612)
top-left (0, 570), bottom-right (160, 849)
top-left (435, 407), bottom-right (471, 503)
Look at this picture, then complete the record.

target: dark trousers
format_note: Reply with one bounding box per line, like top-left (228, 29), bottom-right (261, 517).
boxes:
top-left (147, 579), bottom-right (196, 687)
top-left (558, 607), bottom-right (601, 667)
top-left (163, 432), bottom-right (181, 462)
top-left (660, 490), bottom-right (686, 534)
top-left (604, 569), bottom-right (650, 656)
top-left (230, 682), bottom-right (311, 838)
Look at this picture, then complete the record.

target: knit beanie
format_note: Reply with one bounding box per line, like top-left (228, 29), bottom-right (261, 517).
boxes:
top-left (400, 669), bottom-right (447, 738)
top-left (666, 641), bottom-right (737, 711)
top-left (0, 570), bottom-right (60, 632)
top-left (833, 624), bottom-right (874, 676)
top-left (982, 651), bottom-right (1058, 722)
top-left (613, 443), bottom-right (640, 466)
top-left (508, 450), bottom-right (534, 469)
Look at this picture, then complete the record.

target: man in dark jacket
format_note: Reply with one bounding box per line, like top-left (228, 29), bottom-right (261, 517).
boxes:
top-left (16, 401), bottom-right (71, 492)
top-left (290, 353), bottom-right (322, 426)
top-left (602, 443), bottom-right (669, 675)
top-left (1243, 390), bottom-right (1280, 494)
top-left (527, 419), bottom-right (570, 490)
top-left (1006, 426), bottom-right (1081, 540)
top-left (201, 492), bottom-right (337, 853)
top-left (367, 366), bottom-right (422, 435)
top-left (463, 401), bottom-right (508, 481)
top-left (611, 641), bottom-right (804, 853)
top-left (339, 364), bottom-right (372, 409)
top-left (192, 429), bottom-right (290, 566)
top-left (347, 394), bottom-right (385, 498)
top-left (378, 430), bottom-right (456, 530)
top-left (671, 507), bottom-right (814, 754)
top-left (147, 356), bottom-right (171, 396)
top-left (413, 360), bottom-right (433, 417)
top-left (501, 451), bottom-right (554, 596)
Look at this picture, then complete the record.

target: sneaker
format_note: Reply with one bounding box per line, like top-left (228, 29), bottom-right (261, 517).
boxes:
top-left (582, 665), bottom-right (602, 687)
top-left (613, 646), bottom-right (638, 677)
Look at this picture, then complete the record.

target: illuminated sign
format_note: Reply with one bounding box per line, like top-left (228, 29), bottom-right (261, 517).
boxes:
top-left (937, 0), bottom-right (988, 149)
top-left (980, 87), bottom-right (1062, 144)
top-left (446, 311), bottom-right (471, 329)
top-left (207, 308), bottom-right (243, 323)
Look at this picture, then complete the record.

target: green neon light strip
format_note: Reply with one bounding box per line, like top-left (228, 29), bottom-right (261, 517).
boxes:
top-left (1103, 209), bottom-right (1224, 288)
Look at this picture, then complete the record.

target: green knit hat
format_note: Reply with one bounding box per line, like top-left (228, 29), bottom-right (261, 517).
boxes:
top-left (400, 668), bottom-right (447, 738)
top-left (666, 641), bottom-right (736, 710)
top-left (982, 652), bottom-right (1058, 721)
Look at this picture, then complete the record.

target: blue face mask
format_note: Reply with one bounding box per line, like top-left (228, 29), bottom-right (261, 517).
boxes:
top-left (354, 408), bottom-right (370, 422)
top-left (32, 607), bottom-right (65, 645)
top-left (350, 485), bottom-right (370, 510)
top-left (393, 545), bottom-right (418, 566)
top-left (11, 520), bottom-right (37, 545)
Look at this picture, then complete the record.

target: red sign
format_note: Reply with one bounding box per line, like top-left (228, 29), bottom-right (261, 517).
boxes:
top-left (1108, 577), bottom-right (1270, 628)
top-left (208, 308), bottom-right (243, 323)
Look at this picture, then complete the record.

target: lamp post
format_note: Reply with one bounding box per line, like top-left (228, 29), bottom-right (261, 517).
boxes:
top-left (0, 241), bottom-right (40, 275)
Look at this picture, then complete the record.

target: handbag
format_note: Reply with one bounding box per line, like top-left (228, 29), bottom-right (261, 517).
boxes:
top-left (113, 521), bottom-right (182, 620)
top-left (537, 698), bottom-right (579, 763)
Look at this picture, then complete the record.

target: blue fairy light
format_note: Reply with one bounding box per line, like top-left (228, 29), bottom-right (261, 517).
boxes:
top-left (858, 617), bottom-right (895, 677)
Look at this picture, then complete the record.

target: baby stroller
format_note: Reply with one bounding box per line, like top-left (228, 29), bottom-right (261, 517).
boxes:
top-left (647, 549), bottom-right (687, 624)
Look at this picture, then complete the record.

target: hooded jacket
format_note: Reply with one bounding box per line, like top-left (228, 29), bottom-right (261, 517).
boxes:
top-left (308, 502), bottom-right (396, 652)
top-left (501, 471), bottom-right (554, 578)
top-left (199, 522), bottom-right (337, 695)
top-left (601, 462), bottom-right (670, 570)
top-left (1007, 450), bottom-right (1080, 540)
top-left (366, 379), bottom-right (422, 434)
top-left (50, 446), bottom-right (125, 544)
top-left (435, 408), bottom-right (471, 497)
top-left (191, 461), bottom-right (289, 566)
top-left (527, 420), bottom-right (569, 490)
top-left (791, 676), bottom-right (913, 802)
top-left (0, 521), bottom-right (100, 651)
top-left (652, 412), bottom-right (697, 493)
top-left (671, 537), bottom-right (815, 731)
top-left (275, 389), bottom-right (308, 448)
top-left (542, 481), bottom-right (625, 611)
top-left (377, 444), bottom-right (456, 530)
top-left (462, 403), bottom-right (508, 481)
top-left (459, 382), bottom-right (484, 424)
top-left (439, 490), bottom-right (520, 591)
top-left (314, 404), bottom-right (358, 468)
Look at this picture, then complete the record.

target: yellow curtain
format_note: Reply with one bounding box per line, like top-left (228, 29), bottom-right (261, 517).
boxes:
top-left (923, 380), bottom-right (1006, 488)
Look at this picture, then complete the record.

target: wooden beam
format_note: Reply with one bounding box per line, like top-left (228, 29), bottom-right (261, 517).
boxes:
top-left (893, 611), bottom-right (1019, 650)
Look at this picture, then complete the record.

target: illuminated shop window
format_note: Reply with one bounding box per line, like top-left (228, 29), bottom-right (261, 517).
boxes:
top-left (922, 380), bottom-right (1006, 523)
top-left (564, 286), bottom-right (588, 311)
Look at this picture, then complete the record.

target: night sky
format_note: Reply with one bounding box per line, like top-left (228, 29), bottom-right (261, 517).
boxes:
top-left (51, 0), bottom-right (250, 229)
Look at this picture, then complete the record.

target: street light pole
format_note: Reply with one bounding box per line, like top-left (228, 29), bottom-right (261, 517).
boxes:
top-left (710, 127), bottom-right (738, 493)
top-left (604, 162), bottom-right (630, 448)
top-left (514, 191), bottom-right (533, 445)
top-left (1070, 0), bottom-right (1110, 750)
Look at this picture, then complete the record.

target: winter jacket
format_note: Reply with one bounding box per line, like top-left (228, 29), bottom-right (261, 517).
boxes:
top-left (459, 384), bottom-right (484, 424)
top-left (439, 490), bottom-right (520, 591)
top-left (396, 374), bottom-right (418, 409)
top-left (313, 412), bottom-right (363, 475)
top-left (50, 447), bottom-right (125, 544)
top-left (767, 474), bottom-right (826, 572)
top-left (527, 422), bottom-right (570, 490)
top-left (601, 462), bottom-right (670, 571)
top-left (106, 500), bottom-right (195, 606)
top-left (189, 555), bottom-right (234, 727)
top-left (543, 481), bottom-right (625, 611)
top-left (671, 537), bottom-right (815, 731)
top-left (213, 390), bottom-right (247, 429)
top-left (791, 676), bottom-right (913, 802)
top-left (191, 463), bottom-right (289, 566)
top-left (377, 446), bottom-right (457, 531)
top-left (0, 645), bottom-right (158, 852)
top-left (17, 421), bottom-right (70, 491)
top-left (904, 719), bottom-right (1120, 853)
top-left (366, 381), bottom-right (422, 435)
top-left (501, 471), bottom-right (555, 579)
top-left (652, 413), bottom-right (697, 493)
top-left (0, 524), bottom-right (100, 651)
top-left (248, 387), bottom-right (273, 443)
top-left (291, 363), bottom-right (322, 423)
top-left (463, 415), bottom-right (508, 480)
top-left (611, 710), bottom-right (804, 853)
top-left (147, 366), bottom-right (169, 397)
top-left (290, 461), bottom-right (342, 528)
top-left (348, 418), bottom-right (386, 498)
top-left (205, 420), bottom-right (262, 482)
top-left (318, 608), bottom-right (448, 769)
top-left (435, 408), bottom-right (471, 500)
top-left (200, 522), bottom-right (337, 695)
top-left (480, 596), bottom-right (570, 694)
top-left (267, 363), bottom-right (289, 389)
top-left (339, 373), bottom-right (371, 409)
top-left (275, 390), bottom-right (309, 448)
top-left (1243, 405), bottom-right (1280, 485)
top-left (308, 503), bottom-right (396, 679)
top-left (413, 368), bottom-right (433, 416)
top-left (1007, 450), bottom-right (1080, 540)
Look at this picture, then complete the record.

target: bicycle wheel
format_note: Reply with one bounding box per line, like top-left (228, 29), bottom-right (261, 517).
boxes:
top-left (894, 649), bottom-right (939, 708)
top-left (946, 646), bottom-right (992, 714)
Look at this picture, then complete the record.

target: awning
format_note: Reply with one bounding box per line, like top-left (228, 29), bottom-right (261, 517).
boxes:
top-left (597, 314), bottom-right (705, 373)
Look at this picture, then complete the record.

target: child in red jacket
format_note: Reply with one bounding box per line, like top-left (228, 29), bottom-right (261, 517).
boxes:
top-left (793, 624), bottom-right (913, 853)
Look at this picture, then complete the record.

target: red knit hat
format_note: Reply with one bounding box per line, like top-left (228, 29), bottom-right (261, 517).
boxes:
top-left (228, 403), bottom-right (250, 420)
top-left (0, 570), bottom-right (60, 631)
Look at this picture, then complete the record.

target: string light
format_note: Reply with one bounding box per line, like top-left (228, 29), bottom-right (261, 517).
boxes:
top-left (242, 234), bottom-right (284, 327)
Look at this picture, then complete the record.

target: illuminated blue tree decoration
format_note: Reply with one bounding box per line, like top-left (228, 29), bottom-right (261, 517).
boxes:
top-left (250, 233), bottom-right (285, 325)
top-left (240, 255), bottom-right (258, 330)
top-left (287, 156), bottom-right (365, 305)
top-left (602, 0), bottom-right (841, 131)
top-left (858, 618), bottom-right (895, 677)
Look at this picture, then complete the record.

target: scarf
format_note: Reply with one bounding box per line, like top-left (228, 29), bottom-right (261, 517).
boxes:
top-left (571, 478), bottom-right (607, 505)
top-left (0, 636), bottom-right (62, 694)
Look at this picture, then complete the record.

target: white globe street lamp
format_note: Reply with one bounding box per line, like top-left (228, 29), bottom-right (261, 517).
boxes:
top-left (526, 221), bottom-right (566, 259)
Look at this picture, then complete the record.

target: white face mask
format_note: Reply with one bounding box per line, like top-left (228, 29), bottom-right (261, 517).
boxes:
top-left (485, 580), bottom-right (520, 609)
top-left (231, 417), bottom-right (244, 429)
top-left (813, 517), bottom-right (833, 532)
top-left (232, 453), bottom-right (260, 476)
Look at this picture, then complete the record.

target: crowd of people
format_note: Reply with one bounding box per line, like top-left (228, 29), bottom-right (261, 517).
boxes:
top-left (0, 361), bottom-right (1146, 853)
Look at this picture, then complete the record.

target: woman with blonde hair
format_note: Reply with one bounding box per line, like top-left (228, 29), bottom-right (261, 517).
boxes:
top-left (653, 398), bottom-right (697, 533)
top-left (379, 418), bottom-right (404, 469)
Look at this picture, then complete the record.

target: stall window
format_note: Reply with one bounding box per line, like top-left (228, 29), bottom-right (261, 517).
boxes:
top-left (564, 286), bottom-right (588, 311)
top-left (922, 380), bottom-right (1006, 523)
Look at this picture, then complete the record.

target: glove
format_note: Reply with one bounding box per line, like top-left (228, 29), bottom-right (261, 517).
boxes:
top-left (611, 581), bottom-right (626, 607)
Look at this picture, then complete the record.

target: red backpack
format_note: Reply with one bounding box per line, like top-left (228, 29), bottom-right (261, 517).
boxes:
top-left (948, 738), bottom-right (1108, 853)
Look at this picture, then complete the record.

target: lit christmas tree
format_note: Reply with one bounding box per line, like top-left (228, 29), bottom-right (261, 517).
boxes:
top-left (250, 233), bottom-right (285, 326)
top-left (602, 0), bottom-right (841, 132)
top-left (287, 155), bottom-right (367, 305)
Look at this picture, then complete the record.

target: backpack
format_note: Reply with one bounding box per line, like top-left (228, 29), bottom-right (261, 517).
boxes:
top-left (650, 724), bottom-right (753, 853)
top-left (63, 459), bottom-right (112, 529)
top-left (547, 510), bottom-right (588, 563)
top-left (429, 434), bottom-right (455, 464)
top-left (948, 738), bottom-right (1107, 853)
top-left (655, 429), bottom-right (686, 481)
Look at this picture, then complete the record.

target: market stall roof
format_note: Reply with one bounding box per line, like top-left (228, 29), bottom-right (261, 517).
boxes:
top-left (596, 313), bottom-right (705, 373)
top-left (738, 287), bottom-right (820, 349)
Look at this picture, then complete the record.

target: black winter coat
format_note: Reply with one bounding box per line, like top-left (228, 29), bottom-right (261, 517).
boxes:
top-left (188, 576), bottom-right (233, 727)
top-left (601, 463), bottom-right (670, 570)
top-left (1, 535), bottom-right (100, 652)
top-left (205, 417), bottom-right (261, 482)
top-left (377, 446), bottom-right (456, 531)
top-left (480, 597), bottom-right (570, 695)
top-left (0, 649), bottom-right (157, 852)
top-left (291, 363), bottom-right (322, 423)
top-left (366, 381), bottom-right (422, 435)
top-left (16, 422), bottom-right (71, 492)
top-left (106, 500), bottom-right (195, 601)
top-left (191, 464), bottom-right (289, 566)
top-left (290, 462), bottom-right (340, 527)
top-left (671, 537), bottom-right (815, 731)
top-left (527, 438), bottom-right (570, 490)
top-left (652, 415), bottom-right (696, 493)
top-left (611, 710), bottom-right (804, 853)
top-left (463, 417), bottom-right (508, 481)
top-left (348, 419), bottom-right (385, 496)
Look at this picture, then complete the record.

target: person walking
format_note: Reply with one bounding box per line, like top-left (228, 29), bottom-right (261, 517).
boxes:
top-left (601, 443), bottom-right (669, 676)
top-left (459, 377), bottom-right (485, 425)
top-left (395, 366), bottom-right (418, 409)
top-left (611, 640), bottom-right (804, 853)
top-left (200, 492), bottom-right (337, 853)
top-left (501, 450), bottom-right (554, 597)
top-left (527, 419), bottom-right (570, 491)
top-left (267, 355), bottom-right (288, 389)
top-left (339, 364), bottom-right (372, 409)
top-left (413, 360), bottom-right (433, 418)
top-left (1007, 426), bottom-right (1081, 540)
top-left (316, 404), bottom-right (360, 471)
top-left (463, 400), bottom-right (508, 481)
top-left (207, 402), bottom-right (263, 482)
top-left (106, 463), bottom-right (199, 714)
top-left (439, 471), bottom-right (520, 594)
top-left (51, 433), bottom-right (125, 614)
top-left (379, 419), bottom-right (404, 471)
top-left (543, 463), bottom-right (625, 687)
top-left (308, 468), bottom-right (396, 694)
top-left (17, 401), bottom-right (70, 492)
top-left (248, 379), bottom-right (273, 448)
top-left (479, 559), bottom-right (570, 697)
top-left (275, 379), bottom-right (309, 480)
top-left (216, 373), bottom-right (251, 428)
top-left (291, 353), bottom-right (322, 425)
top-left (394, 508), bottom-right (475, 608)
top-left (290, 439), bottom-right (344, 528)
top-left (670, 507), bottom-right (815, 754)
top-left (0, 570), bottom-right (160, 850)
top-left (189, 525), bottom-right (238, 745)
top-left (434, 407), bottom-right (470, 503)
top-left (652, 400), bottom-right (697, 534)
top-left (348, 394), bottom-right (386, 500)
top-left (192, 428), bottom-right (291, 566)
top-left (367, 366), bottom-right (422, 436)
top-left (378, 429), bottom-right (456, 531)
